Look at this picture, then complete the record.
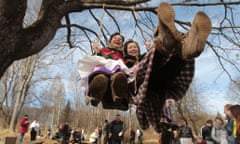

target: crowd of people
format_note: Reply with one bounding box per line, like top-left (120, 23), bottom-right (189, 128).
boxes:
top-left (17, 103), bottom-right (240, 144)
top-left (89, 114), bottom-right (143, 144)
top-left (198, 104), bottom-right (240, 144)
top-left (155, 104), bottom-right (240, 144)
top-left (40, 113), bottom-right (142, 144)
top-left (50, 122), bottom-right (86, 144)
top-left (16, 113), bottom-right (138, 144)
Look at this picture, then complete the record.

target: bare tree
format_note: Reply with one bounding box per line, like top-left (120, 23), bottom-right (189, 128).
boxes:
top-left (60, 100), bottom-right (73, 124)
top-left (0, 55), bottom-right (36, 130)
top-left (0, 65), bottom-right (17, 127)
top-left (227, 76), bottom-right (240, 102)
top-left (45, 75), bottom-right (65, 126)
top-left (68, 72), bottom-right (83, 127)
top-left (174, 83), bottom-right (212, 136)
top-left (0, 35), bottom-right (73, 130)
top-left (4, 55), bottom-right (38, 131)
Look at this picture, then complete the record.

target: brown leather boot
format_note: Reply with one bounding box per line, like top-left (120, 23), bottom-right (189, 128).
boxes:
top-left (181, 11), bottom-right (212, 59)
top-left (154, 2), bottom-right (182, 53)
top-left (157, 2), bottom-right (184, 42)
top-left (153, 22), bottom-right (177, 54)
top-left (110, 72), bottom-right (128, 103)
top-left (88, 74), bottom-right (109, 106)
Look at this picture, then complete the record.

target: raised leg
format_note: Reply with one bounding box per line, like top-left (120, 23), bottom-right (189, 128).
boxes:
top-left (157, 2), bottom-right (183, 42)
top-left (181, 11), bottom-right (212, 59)
top-left (154, 2), bottom-right (182, 54)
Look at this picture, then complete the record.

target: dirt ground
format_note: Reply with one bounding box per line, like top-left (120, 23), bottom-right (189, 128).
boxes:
top-left (0, 129), bottom-right (159, 144)
top-left (0, 129), bottom-right (57, 144)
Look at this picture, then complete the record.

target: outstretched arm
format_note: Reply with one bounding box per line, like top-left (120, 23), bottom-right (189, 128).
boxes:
top-left (92, 42), bottom-right (101, 55)
top-left (145, 39), bottom-right (152, 51)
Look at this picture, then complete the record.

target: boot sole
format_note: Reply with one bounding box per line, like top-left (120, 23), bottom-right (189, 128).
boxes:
top-left (181, 11), bottom-right (211, 59)
top-left (158, 2), bottom-right (182, 42)
top-left (111, 72), bottom-right (128, 102)
top-left (88, 74), bottom-right (108, 106)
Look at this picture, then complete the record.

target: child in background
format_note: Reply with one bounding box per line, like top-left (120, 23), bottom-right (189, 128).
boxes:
top-left (211, 116), bottom-right (228, 144)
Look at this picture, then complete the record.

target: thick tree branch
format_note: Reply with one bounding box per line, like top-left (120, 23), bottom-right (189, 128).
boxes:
top-left (65, 14), bottom-right (74, 48)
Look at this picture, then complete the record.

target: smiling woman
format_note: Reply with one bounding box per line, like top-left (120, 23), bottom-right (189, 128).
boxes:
top-left (78, 32), bottom-right (130, 111)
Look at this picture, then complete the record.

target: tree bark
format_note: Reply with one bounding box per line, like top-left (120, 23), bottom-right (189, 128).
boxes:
top-left (0, 0), bottom-right (67, 78)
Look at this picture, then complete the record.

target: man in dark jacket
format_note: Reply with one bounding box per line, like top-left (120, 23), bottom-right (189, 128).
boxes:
top-left (202, 120), bottom-right (215, 144)
top-left (109, 114), bottom-right (125, 144)
top-left (62, 122), bottom-right (71, 144)
top-left (178, 119), bottom-right (194, 143)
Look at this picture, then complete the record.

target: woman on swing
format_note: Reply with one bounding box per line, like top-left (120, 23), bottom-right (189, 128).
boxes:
top-left (131, 2), bottom-right (211, 144)
top-left (87, 37), bottom-right (144, 109)
top-left (87, 32), bottom-right (130, 111)
top-left (82, 2), bottom-right (211, 143)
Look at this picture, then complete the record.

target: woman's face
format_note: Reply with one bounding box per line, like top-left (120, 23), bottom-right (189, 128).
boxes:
top-left (224, 109), bottom-right (232, 117)
top-left (110, 35), bottom-right (123, 50)
top-left (126, 42), bottom-right (139, 57)
top-left (215, 118), bottom-right (223, 126)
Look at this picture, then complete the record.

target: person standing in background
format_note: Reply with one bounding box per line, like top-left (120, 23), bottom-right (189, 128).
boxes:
top-left (202, 120), bottom-right (215, 144)
top-left (29, 120), bottom-right (40, 141)
top-left (90, 127), bottom-right (99, 144)
top-left (224, 104), bottom-right (237, 144)
top-left (229, 104), bottom-right (240, 143)
top-left (18, 114), bottom-right (30, 144)
top-left (178, 119), bottom-right (194, 144)
top-left (109, 114), bottom-right (126, 144)
top-left (62, 122), bottom-right (71, 144)
top-left (211, 116), bottom-right (228, 144)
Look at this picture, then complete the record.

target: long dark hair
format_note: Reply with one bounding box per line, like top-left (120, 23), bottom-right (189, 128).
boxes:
top-left (123, 39), bottom-right (141, 67)
top-left (230, 104), bottom-right (240, 136)
top-left (123, 39), bottom-right (141, 58)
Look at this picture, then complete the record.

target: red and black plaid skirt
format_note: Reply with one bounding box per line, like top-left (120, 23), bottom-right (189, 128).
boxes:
top-left (134, 47), bottom-right (194, 132)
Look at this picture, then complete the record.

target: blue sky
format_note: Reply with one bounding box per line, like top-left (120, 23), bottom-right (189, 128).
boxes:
top-left (195, 50), bottom-right (233, 113)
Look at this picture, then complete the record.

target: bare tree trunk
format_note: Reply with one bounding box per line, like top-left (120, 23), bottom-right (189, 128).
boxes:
top-left (9, 55), bottom-right (37, 131)
top-left (9, 83), bottom-right (23, 131)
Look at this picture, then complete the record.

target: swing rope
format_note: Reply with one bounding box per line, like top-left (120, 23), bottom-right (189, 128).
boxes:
top-left (132, 6), bottom-right (137, 38)
top-left (97, 4), bottom-right (105, 45)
